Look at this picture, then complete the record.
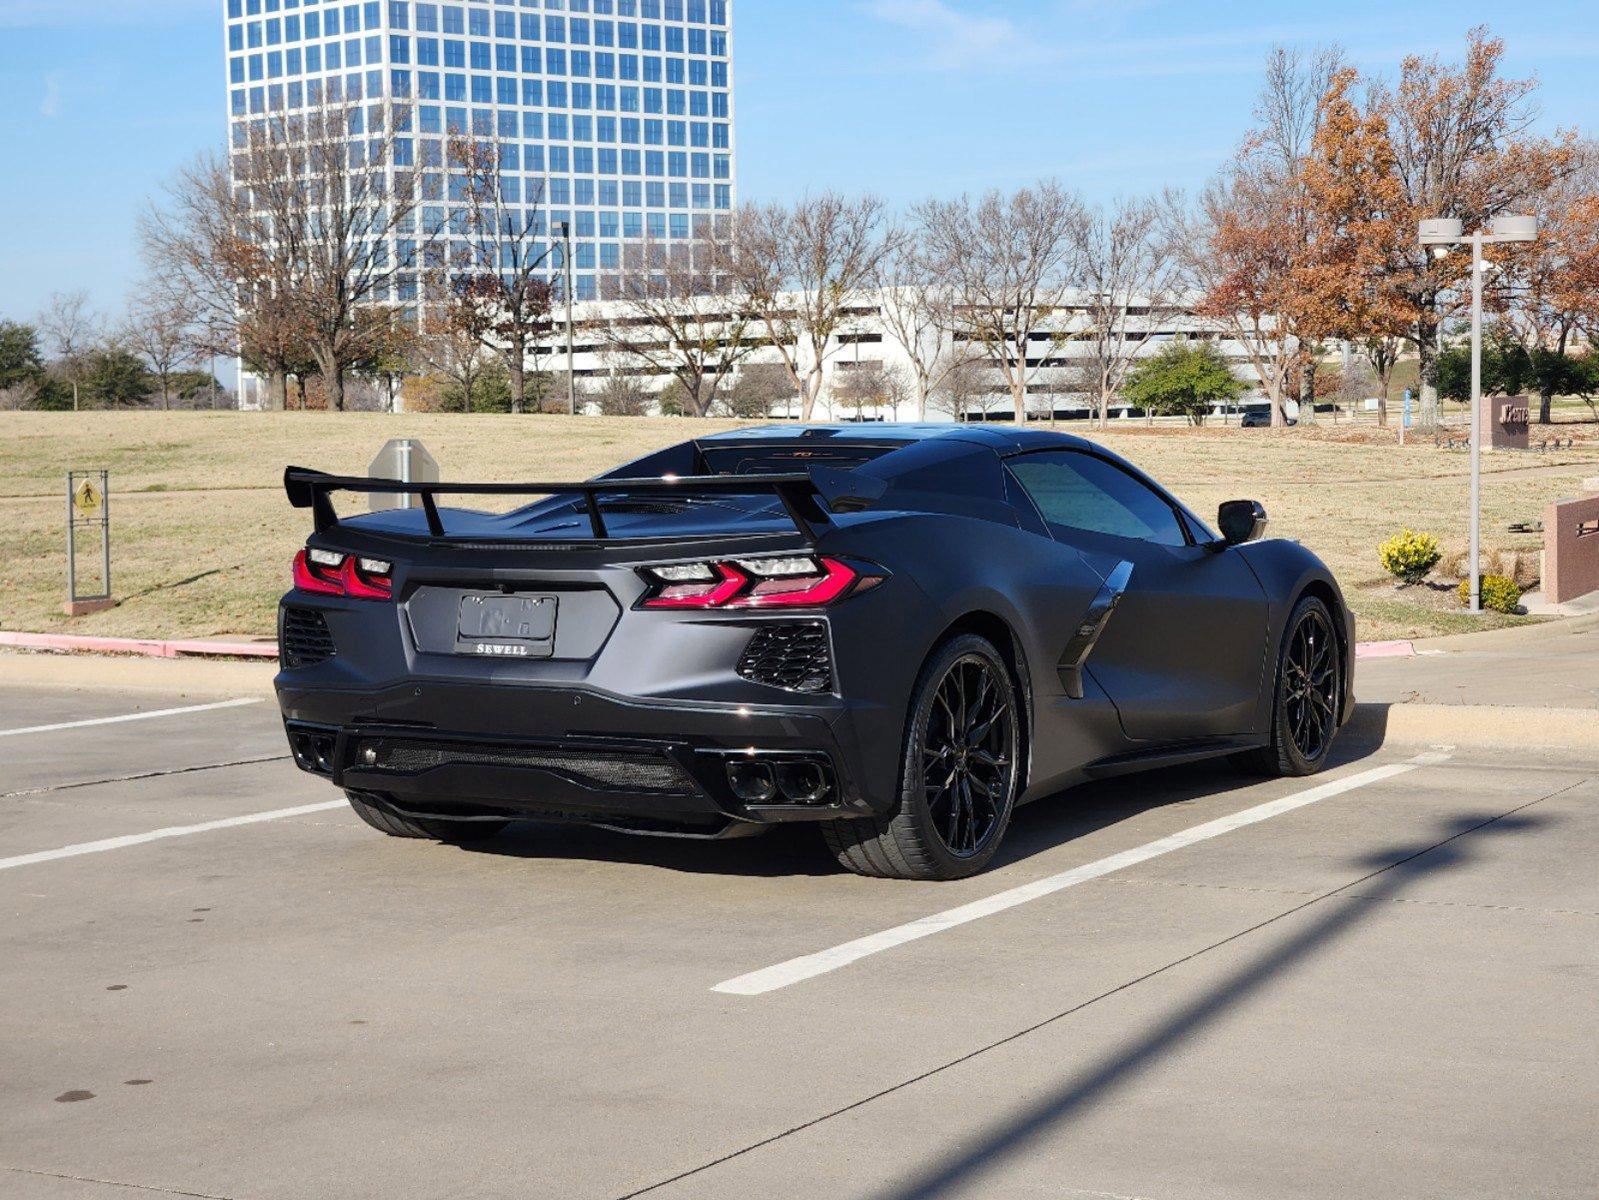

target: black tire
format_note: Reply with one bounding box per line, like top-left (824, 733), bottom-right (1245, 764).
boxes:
top-left (344, 790), bottom-right (510, 843)
top-left (822, 634), bottom-right (1022, 881)
top-left (1233, 595), bottom-right (1342, 778)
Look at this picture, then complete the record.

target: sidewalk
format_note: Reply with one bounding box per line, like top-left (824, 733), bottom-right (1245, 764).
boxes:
top-left (1358, 611), bottom-right (1599, 710)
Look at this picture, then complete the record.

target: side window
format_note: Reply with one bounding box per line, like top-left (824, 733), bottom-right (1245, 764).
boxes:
top-left (1008, 451), bottom-right (1188, 548)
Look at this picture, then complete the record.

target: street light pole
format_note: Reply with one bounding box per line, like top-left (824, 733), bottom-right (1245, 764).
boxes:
top-left (1418, 215), bottom-right (1538, 615)
top-left (556, 220), bottom-right (576, 417)
top-left (1468, 229), bottom-right (1484, 614)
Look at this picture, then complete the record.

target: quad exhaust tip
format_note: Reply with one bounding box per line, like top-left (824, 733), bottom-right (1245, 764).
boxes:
top-left (726, 757), bottom-right (835, 806)
top-left (287, 727), bottom-right (338, 776)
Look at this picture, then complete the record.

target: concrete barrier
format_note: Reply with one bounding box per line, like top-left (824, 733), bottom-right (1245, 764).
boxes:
top-left (1544, 493), bottom-right (1599, 605)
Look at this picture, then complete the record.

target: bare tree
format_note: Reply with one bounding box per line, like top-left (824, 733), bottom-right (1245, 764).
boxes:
top-left (602, 233), bottom-right (757, 417)
top-left (589, 369), bottom-right (654, 417)
top-left (122, 286), bottom-right (199, 410)
top-left (225, 103), bottom-right (435, 410)
top-left (871, 238), bottom-right (968, 420)
top-left (448, 135), bottom-right (556, 414)
top-left (915, 180), bottom-right (1087, 422)
top-left (419, 284), bottom-right (496, 414)
top-left (727, 194), bottom-right (899, 421)
top-left (716, 362), bottom-right (794, 419)
top-left (142, 150), bottom-right (307, 411)
top-left (833, 360), bottom-right (911, 421)
top-left (928, 359), bottom-right (998, 422)
top-left (37, 291), bottom-right (98, 411)
top-left (1076, 195), bottom-right (1183, 428)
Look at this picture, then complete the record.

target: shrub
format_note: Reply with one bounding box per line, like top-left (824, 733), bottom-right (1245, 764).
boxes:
top-left (1379, 530), bottom-right (1442, 585)
top-left (1458, 574), bottom-right (1522, 614)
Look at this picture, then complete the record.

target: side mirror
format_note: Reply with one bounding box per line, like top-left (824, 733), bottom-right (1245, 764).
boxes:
top-left (1217, 500), bottom-right (1268, 547)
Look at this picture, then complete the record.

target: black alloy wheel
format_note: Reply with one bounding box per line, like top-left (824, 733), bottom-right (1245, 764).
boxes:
top-left (923, 654), bottom-right (1017, 859)
top-left (1234, 595), bottom-right (1342, 778)
top-left (1283, 603), bottom-right (1339, 762)
top-left (823, 634), bottom-right (1022, 880)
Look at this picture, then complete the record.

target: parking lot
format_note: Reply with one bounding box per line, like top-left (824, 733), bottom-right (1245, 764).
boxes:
top-left (3, 678), bottom-right (1597, 1200)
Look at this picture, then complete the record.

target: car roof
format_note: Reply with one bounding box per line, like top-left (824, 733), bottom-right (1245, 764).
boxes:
top-left (696, 423), bottom-right (1101, 455)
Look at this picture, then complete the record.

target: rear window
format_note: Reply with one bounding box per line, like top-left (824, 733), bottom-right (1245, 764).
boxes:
top-left (698, 445), bottom-right (895, 476)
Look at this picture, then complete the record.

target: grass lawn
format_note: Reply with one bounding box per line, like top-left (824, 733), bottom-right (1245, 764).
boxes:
top-left (3, 411), bottom-right (1596, 645)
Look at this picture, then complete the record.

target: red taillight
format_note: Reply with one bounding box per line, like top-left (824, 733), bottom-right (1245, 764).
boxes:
top-left (292, 550), bottom-right (344, 596)
top-left (341, 557), bottom-right (393, 599)
top-left (643, 562), bottom-right (749, 609)
top-left (735, 558), bottom-right (857, 608)
top-left (291, 550), bottom-right (393, 600)
top-left (640, 557), bottom-right (860, 610)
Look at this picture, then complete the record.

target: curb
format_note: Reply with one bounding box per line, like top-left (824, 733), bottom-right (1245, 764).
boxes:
top-left (0, 632), bottom-right (277, 660)
top-left (1348, 702), bottom-right (1597, 750)
top-left (1355, 640), bottom-right (1416, 660)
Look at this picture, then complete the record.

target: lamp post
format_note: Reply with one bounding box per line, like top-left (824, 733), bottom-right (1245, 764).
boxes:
top-left (555, 219), bottom-right (577, 416)
top-left (1418, 214), bottom-right (1538, 613)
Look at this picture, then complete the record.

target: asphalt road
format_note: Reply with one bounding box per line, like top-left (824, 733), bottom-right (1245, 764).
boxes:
top-left (2, 681), bottom-right (1596, 1200)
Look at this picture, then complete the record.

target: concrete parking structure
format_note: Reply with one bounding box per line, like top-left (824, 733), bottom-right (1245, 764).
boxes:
top-left (1, 676), bottom-right (1596, 1199)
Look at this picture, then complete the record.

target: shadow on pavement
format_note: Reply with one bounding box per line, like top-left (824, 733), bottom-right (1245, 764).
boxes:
top-left (451, 737), bottom-right (1387, 879)
top-left (866, 807), bottom-right (1546, 1200)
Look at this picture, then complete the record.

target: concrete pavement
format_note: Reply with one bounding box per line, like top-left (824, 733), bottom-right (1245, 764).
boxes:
top-left (1, 678), bottom-right (1596, 1199)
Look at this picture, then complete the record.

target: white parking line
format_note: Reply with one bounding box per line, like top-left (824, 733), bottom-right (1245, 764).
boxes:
top-left (713, 753), bottom-right (1452, 997)
top-left (0, 800), bottom-right (348, 873)
top-left (0, 698), bottom-right (261, 738)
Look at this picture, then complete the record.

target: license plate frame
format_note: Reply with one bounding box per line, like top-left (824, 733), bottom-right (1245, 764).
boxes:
top-left (455, 594), bottom-right (558, 659)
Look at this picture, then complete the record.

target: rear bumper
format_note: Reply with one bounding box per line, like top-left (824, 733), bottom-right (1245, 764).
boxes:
top-left (276, 678), bottom-right (885, 832)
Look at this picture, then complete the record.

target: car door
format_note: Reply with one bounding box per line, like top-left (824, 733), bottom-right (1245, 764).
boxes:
top-left (1007, 449), bottom-right (1270, 744)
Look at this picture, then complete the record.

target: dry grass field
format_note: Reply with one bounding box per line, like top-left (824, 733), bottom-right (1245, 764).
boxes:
top-left (3, 411), bottom-right (1597, 644)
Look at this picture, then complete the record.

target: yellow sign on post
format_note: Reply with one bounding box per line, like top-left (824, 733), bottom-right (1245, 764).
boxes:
top-left (73, 477), bottom-right (102, 518)
top-left (66, 470), bottom-right (113, 617)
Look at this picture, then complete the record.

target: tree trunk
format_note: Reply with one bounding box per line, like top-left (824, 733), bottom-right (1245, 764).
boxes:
top-left (509, 342), bottom-right (526, 415)
top-left (1299, 359), bottom-right (1317, 426)
top-left (800, 371), bottom-right (822, 422)
top-left (1539, 388), bottom-right (1554, 425)
top-left (266, 370), bottom-right (288, 412)
top-left (1416, 309), bottom-right (1439, 417)
top-left (296, 376), bottom-right (308, 410)
top-left (328, 369), bottom-right (346, 412)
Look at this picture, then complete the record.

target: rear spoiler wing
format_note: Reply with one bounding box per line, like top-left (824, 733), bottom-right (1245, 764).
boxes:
top-left (282, 465), bottom-right (887, 546)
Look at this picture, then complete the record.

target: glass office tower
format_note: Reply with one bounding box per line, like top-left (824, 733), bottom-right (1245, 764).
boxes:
top-left (223, 0), bottom-right (736, 304)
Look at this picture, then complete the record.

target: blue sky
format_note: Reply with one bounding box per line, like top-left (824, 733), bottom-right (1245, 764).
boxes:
top-left (1, 0), bottom-right (1596, 324)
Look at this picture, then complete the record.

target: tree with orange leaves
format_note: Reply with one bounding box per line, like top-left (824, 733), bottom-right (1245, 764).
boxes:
top-left (1181, 48), bottom-right (1343, 427)
top-left (1373, 27), bottom-right (1576, 415)
top-left (1492, 150), bottom-right (1599, 422)
top-left (1292, 69), bottom-right (1416, 425)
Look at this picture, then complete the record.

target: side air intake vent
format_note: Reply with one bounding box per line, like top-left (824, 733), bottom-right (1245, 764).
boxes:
top-left (737, 622), bottom-right (834, 694)
top-left (281, 607), bottom-right (336, 670)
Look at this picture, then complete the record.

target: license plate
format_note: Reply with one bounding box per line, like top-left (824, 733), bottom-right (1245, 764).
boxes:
top-left (456, 594), bottom-right (557, 658)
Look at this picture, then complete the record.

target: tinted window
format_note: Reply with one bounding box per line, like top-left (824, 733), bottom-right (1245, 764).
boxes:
top-left (698, 445), bottom-right (894, 476)
top-left (1009, 451), bottom-right (1187, 547)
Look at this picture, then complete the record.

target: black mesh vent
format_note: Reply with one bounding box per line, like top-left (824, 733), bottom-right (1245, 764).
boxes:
top-left (281, 607), bottom-right (336, 670)
top-left (737, 622), bottom-right (834, 694)
top-left (353, 739), bottom-right (699, 795)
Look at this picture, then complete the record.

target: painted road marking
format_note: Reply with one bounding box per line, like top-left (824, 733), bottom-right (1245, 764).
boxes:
top-left (0, 801), bottom-right (347, 874)
top-left (0, 698), bottom-right (261, 738)
top-left (713, 754), bottom-right (1451, 997)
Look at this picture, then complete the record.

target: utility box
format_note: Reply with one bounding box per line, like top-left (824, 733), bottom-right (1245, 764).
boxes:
top-left (368, 439), bottom-right (438, 512)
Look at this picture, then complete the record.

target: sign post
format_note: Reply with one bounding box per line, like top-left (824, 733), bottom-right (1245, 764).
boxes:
top-left (368, 439), bottom-right (439, 513)
top-left (65, 470), bottom-right (114, 617)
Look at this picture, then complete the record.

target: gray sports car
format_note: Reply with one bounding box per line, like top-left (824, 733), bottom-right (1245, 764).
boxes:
top-left (276, 424), bottom-right (1355, 880)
